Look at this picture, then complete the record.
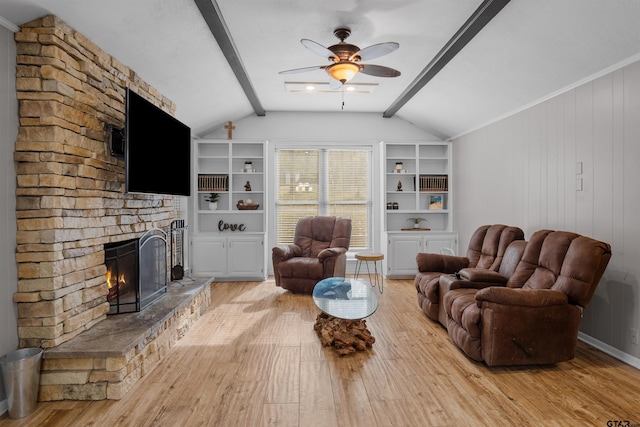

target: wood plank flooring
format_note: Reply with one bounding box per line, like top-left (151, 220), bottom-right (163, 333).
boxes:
top-left (1, 277), bottom-right (639, 426)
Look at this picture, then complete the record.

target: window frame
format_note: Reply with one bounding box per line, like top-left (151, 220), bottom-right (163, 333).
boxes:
top-left (270, 142), bottom-right (377, 255)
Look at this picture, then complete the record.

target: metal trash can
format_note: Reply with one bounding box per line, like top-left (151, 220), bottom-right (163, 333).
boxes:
top-left (0, 348), bottom-right (43, 419)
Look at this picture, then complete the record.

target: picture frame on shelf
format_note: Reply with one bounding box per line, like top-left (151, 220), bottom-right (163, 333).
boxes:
top-left (428, 195), bottom-right (444, 210)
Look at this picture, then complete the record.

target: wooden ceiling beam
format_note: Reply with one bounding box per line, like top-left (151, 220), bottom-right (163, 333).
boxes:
top-left (383, 0), bottom-right (511, 119)
top-left (194, 0), bottom-right (266, 116)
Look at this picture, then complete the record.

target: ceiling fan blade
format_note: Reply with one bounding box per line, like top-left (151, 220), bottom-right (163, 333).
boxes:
top-left (359, 64), bottom-right (401, 78)
top-left (301, 39), bottom-right (338, 60)
top-left (279, 65), bottom-right (327, 75)
top-left (350, 42), bottom-right (399, 62)
top-left (329, 78), bottom-right (343, 90)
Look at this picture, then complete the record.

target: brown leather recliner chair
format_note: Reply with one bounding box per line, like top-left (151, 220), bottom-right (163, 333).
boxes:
top-left (272, 216), bottom-right (352, 294)
top-left (415, 224), bottom-right (525, 325)
top-left (444, 230), bottom-right (612, 366)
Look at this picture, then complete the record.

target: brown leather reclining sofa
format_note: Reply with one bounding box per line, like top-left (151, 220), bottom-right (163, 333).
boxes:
top-left (415, 224), bottom-right (526, 325)
top-left (416, 227), bottom-right (612, 366)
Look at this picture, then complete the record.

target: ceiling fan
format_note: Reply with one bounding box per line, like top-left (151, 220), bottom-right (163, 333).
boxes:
top-left (279, 28), bottom-right (401, 89)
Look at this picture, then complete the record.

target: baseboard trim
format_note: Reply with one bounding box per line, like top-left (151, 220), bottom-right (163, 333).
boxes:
top-left (578, 332), bottom-right (640, 370)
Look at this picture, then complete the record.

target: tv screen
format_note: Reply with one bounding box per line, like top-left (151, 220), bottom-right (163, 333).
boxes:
top-left (125, 88), bottom-right (191, 197)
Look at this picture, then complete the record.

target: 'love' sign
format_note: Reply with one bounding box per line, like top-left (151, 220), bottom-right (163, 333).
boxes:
top-left (218, 220), bottom-right (246, 232)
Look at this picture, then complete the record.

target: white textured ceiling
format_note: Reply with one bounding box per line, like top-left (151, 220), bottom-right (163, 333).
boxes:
top-left (1, 0), bottom-right (639, 139)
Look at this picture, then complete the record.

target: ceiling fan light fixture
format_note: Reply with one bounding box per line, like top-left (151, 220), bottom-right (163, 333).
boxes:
top-left (327, 62), bottom-right (359, 83)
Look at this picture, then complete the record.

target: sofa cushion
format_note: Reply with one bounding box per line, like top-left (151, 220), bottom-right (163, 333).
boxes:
top-left (554, 236), bottom-right (612, 306)
top-left (468, 225), bottom-right (525, 270)
top-left (277, 257), bottom-right (323, 279)
top-left (293, 216), bottom-right (351, 258)
top-left (507, 231), bottom-right (611, 307)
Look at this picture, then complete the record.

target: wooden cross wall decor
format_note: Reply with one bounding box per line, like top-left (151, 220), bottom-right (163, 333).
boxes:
top-left (224, 121), bottom-right (235, 140)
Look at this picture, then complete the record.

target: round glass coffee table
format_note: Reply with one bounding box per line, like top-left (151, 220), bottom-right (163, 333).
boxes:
top-left (312, 277), bottom-right (378, 354)
top-left (312, 277), bottom-right (378, 320)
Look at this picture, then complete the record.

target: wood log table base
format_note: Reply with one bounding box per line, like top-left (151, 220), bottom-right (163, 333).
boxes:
top-left (313, 312), bottom-right (376, 356)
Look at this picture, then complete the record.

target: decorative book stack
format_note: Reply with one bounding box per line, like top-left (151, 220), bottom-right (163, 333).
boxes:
top-left (198, 174), bottom-right (228, 191)
top-left (419, 174), bottom-right (448, 191)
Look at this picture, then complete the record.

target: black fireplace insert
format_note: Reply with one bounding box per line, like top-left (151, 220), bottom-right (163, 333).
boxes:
top-left (105, 228), bottom-right (168, 314)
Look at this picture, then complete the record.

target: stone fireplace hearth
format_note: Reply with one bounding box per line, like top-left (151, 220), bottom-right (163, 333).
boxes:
top-left (41, 277), bottom-right (211, 401)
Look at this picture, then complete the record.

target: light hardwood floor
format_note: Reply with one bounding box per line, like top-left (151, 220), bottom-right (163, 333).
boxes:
top-left (2, 278), bottom-right (639, 426)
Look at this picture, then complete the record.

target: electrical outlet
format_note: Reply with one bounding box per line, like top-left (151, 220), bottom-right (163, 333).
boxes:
top-left (631, 328), bottom-right (639, 345)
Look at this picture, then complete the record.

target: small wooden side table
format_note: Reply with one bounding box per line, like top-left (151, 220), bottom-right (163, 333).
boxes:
top-left (354, 252), bottom-right (385, 293)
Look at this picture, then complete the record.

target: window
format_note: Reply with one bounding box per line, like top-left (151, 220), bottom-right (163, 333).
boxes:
top-left (275, 148), bottom-right (372, 249)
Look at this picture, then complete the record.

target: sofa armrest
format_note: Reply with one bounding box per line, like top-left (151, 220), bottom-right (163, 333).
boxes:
top-left (318, 247), bottom-right (347, 260)
top-left (416, 253), bottom-right (469, 273)
top-left (439, 274), bottom-right (506, 295)
top-left (475, 287), bottom-right (568, 308)
top-left (458, 268), bottom-right (508, 285)
top-left (272, 244), bottom-right (302, 261)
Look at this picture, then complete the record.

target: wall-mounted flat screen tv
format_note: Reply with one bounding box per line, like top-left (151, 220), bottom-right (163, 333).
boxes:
top-left (125, 88), bottom-right (191, 197)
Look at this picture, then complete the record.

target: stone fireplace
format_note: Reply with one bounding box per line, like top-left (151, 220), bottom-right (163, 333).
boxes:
top-left (11, 16), bottom-right (211, 401)
top-left (13, 15), bottom-right (178, 348)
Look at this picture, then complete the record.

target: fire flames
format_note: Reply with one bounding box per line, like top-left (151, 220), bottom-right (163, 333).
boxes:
top-left (106, 269), bottom-right (127, 301)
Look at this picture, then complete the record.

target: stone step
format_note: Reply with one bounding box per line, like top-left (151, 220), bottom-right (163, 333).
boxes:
top-left (39, 276), bottom-right (213, 401)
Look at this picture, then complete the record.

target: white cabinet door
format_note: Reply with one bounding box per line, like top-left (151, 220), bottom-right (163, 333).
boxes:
top-left (192, 237), bottom-right (226, 276)
top-left (388, 235), bottom-right (422, 277)
top-left (192, 235), bottom-right (266, 280)
top-left (387, 232), bottom-right (458, 278)
top-left (424, 234), bottom-right (457, 255)
top-left (227, 236), bottom-right (264, 278)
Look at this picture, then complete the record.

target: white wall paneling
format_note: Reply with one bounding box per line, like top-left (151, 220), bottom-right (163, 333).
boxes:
top-left (453, 60), bottom-right (640, 364)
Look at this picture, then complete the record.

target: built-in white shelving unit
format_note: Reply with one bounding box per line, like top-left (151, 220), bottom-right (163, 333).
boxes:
top-left (191, 139), bottom-right (267, 280)
top-left (383, 141), bottom-right (457, 278)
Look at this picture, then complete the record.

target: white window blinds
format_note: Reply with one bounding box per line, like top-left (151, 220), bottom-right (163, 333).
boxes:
top-left (275, 148), bottom-right (371, 249)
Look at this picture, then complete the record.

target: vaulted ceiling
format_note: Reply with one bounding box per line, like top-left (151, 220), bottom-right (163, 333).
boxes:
top-left (1, 0), bottom-right (639, 140)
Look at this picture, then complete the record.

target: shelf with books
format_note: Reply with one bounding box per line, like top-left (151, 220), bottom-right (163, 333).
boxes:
top-left (191, 139), bottom-right (268, 280)
top-left (383, 141), bottom-right (456, 276)
top-left (383, 141), bottom-right (452, 232)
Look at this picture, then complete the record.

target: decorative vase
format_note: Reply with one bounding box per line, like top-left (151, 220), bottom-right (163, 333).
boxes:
top-left (413, 223), bottom-right (421, 229)
top-left (209, 202), bottom-right (218, 210)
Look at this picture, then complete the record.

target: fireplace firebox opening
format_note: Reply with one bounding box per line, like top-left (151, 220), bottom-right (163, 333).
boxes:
top-left (105, 228), bottom-right (168, 314)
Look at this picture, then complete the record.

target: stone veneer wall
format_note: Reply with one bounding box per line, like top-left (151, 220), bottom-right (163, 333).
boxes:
top-left (13, 15), bottom-right (179, 349)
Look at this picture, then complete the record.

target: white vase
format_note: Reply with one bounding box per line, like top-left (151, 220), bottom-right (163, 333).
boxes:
top-left (413, 223), bottom-right (421, 228)
top-left (209, 202), bottom-right (218, 210)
